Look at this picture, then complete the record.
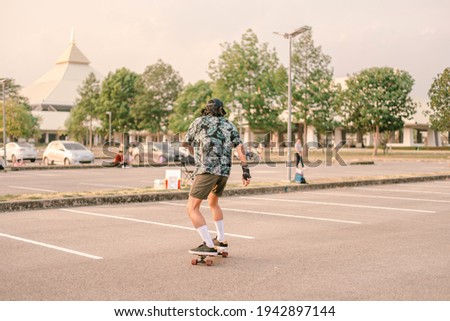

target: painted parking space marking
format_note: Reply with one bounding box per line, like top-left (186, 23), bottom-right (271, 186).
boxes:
top-left (79, 183), bottom-right (134, 189)
top-left (353, 187), bottom-right (450, 195)
top-left (239, 196), bottom-right (436, 214)
top-left (428, 181), bottom-right (450, 185)
top-left (305, 191), bottom-right (450, 203)
top-left (60, 208), bottom-right (254, 239)
top-left (388, 183), bottom-right (450, 190)
top-left (0, 232), bottom-right (102, 260)
top-left (160, 202), bottom-right (362, 225)
top-left (8, 185), bottom-right (58, 193)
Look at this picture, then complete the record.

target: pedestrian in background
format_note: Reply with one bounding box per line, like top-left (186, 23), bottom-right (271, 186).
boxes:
top-left (295, 138), bottom-right (304, 168)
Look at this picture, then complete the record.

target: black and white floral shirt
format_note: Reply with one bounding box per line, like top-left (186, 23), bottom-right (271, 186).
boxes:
top-left (184, 115), bottom-right (241, 177)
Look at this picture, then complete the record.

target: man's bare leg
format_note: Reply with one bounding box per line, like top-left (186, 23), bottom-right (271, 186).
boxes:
top-left (208, 193), bottom-right (226, 244)
top-left (187, 195), bottom-right (214, 248)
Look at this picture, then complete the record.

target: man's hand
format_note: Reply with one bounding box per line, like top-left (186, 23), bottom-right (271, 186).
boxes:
top-left (241, 164), bottom-right (251, 187)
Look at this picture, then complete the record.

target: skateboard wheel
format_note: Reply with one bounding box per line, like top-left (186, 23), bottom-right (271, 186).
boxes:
top-left (191, 259), bottom-right (198, 265)
top-left (205, 259), bottom-right (213, 266)
top-left (221, 251), bottom-right (228, 258)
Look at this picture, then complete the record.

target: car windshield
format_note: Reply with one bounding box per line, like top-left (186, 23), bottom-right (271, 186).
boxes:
top-left (17, 143), bottom-right (33, 148)
top-left (63, 143), bottom-right (86, 151)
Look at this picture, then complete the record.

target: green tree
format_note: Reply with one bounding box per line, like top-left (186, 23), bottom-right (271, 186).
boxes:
top-left (66, 73), bottom-right (101, 147)
top-left (98, 68), bottom-right (140, 142)
top-left (209, 29), bottom-right (287, 133)
top-left (291, 29), bottom-right (340, 149)
top-left (342, 67), bottom-right (416, 155)
top-left (0, 78), bottom-right (40, 142)
top-left (169, 80), bottom-right (213, 133)
top-left (427, 67), bottom-right (450, 132)
top-left (305, 69), bottom-right (342, 134)
top-left (132, 59), bottom-right (183, 135)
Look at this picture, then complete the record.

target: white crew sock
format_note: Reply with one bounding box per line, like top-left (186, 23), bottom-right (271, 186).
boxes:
top-left (214, 220), bottom-right (225, 242)
top-left (196, 225), bottom-right (214, 248)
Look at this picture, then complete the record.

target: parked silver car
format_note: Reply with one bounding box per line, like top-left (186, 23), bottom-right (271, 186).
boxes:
top-left (0, 142), bottom-right (38, 163)
top-left (43, 141), bottom-right (94, 165)
top-left (131, 142), bottom-right (177, 164)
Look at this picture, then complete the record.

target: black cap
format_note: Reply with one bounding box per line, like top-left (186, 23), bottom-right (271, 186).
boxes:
top-left (203, 98), bottom-right (226, 116)
top-left (206, 98), bottom-right (223, 109)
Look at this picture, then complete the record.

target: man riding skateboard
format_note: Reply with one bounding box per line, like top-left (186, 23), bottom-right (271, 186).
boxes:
top-left (183, 98), bottom-right (251, 256)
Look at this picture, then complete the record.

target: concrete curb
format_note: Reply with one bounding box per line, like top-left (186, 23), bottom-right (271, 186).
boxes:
top-left (1, 173), bottom-right (449, 213)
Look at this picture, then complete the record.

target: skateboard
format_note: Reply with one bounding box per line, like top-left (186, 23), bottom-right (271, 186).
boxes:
top-left (191, 249), bottom-right (228, 266)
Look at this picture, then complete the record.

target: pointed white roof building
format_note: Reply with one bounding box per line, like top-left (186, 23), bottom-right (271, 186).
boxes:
top-left (22, 33), bottom-right (102, 112)
top-left (21, 33), bottom-right (102, 141)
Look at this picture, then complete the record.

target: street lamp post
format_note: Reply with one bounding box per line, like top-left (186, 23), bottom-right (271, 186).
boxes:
top-left (105, 111), bottom-right (112, 147)
top-left (1, 79), bottom-right (7, 168)
top-left (274, 25), bottom-right (311, 181)
top-left (238, 102), bottom-right (243, 138)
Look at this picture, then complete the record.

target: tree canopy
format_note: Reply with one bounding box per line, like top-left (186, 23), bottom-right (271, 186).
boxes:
top-left (169, 80), bottom-right (213, 133)
top-left (291, 29), bottom-right (340, 146)
top-left (97, 68), bottom-right (140, 134)
top-left (1, 78), bottom-right (40, 142)
top-left (427, 67), bottom-right (450, 132)
top-left (132, 59), bottom-right (184, 134)
top-left (66, 73), bottom-right (101, 145)
top-left (342, 67), bottom-right (416, 155)
top-left (209, 29), bottom-right (287, 132)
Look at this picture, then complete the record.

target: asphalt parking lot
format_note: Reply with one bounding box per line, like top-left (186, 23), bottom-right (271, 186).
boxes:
top-left (1, 160), bottom-right (449, 196)
top-left (1, 180), bottom-right (449, 300)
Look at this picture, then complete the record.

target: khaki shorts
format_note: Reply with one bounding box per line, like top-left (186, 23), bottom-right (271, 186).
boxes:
top-left (189, 173), bottom-right (229, 200)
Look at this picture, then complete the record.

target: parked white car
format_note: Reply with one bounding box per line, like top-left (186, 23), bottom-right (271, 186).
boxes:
top-left (0, 142), bottom-right (38, 163)
top-left (43, 141), bottom-right (94, 165)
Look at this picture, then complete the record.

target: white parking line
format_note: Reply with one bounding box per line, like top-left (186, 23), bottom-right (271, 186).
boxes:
top-left (79, 183), bottom-right (133, 189)
top-left (393, 183), bottom-right (450, 189)
top-left (239, 196), bottom-right (436, 214)
top-left (0, 232), bottom-right (102, 260)
top-left (160, 202), bottom-right (362, 225)
top-left (354, 187), bottom-right (450, 195)
top-left (8, 185), bottom-right (58, 193)
top-left (60, 208), bottom-right (255, 239)
top-left (305, 191), bottom-right (450, 203)
top-left (429, 181), bottom-right (450, 185)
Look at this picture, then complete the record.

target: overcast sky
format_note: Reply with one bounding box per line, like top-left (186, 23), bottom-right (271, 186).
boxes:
top-left (1, 0), bottom-right (449, 100)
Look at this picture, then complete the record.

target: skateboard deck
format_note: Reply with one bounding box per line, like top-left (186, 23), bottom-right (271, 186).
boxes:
top-left (191, 249), bottom-right (228, 266)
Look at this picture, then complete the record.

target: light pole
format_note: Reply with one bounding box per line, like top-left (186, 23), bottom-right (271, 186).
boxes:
top-left (1, 79), bottom-right (7, 168)
top-left (274, 25), bottom-right (311, 181)
top-left (105, 111), bottom-right (112, 147)
top-left (237, 102), bottom-right (243, 138)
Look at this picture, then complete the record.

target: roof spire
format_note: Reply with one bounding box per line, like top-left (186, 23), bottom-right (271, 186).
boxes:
top-left (55, 29), bottom-right (90, 65)
top-left (70, 27), bottom-right (75, 45)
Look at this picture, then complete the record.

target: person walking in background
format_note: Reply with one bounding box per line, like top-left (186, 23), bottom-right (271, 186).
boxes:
top-left (183, 98), bottom-right (251, 256)
top-left (295, 138), bottom-right (304, 168)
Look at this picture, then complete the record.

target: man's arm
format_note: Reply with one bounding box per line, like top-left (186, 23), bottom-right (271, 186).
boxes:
top-left (236, 143), bottom-right (251, 186)
top-left (236, 143), bottom-right (247, 165)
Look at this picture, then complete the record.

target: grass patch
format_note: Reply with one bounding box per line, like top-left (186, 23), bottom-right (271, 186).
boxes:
top-left (0, 186), bottom-right (191, 203)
